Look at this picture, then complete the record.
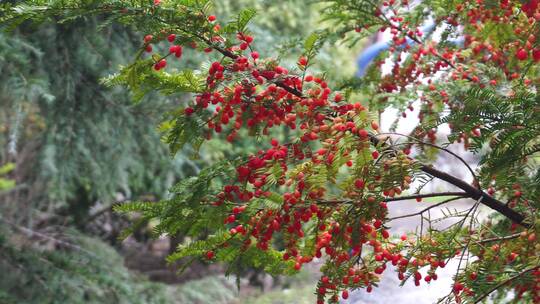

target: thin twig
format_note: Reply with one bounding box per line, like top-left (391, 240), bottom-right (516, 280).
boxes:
top-left (474, 265), bottom-right (540, 303)
top-left (388, 196), bottom-right (466, 221)
top-left (477, 233), bottom-right (521, 244)
top-left (383, 192), bottom-right (468, 202)
top-left (378, 132), bottom-right (478, 182)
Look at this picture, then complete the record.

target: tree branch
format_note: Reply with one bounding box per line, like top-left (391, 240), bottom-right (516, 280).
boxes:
top-left (193, 8), bottom-right (528, 228)
top-left (477, 233), bottom-right (521, 244)
top-left (420, 165), bottom-right (529, 227)
top-left (474, 265), bottom-right (540, 303)
top-left (383, 192), bottom-right (468, 202)
top-left (388, 196), bottom-right (465, 221)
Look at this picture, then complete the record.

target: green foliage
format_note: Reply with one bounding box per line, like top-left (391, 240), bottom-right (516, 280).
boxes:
top-left (222, 7), bottom-right (257, 35)
top-left (5, 1), bottom-right (539, 303)
top-left (0, 19), bottom-right (185, 217)
top-left (103, 64), bottom-right (206, 102)
top-left (0, 226), bottom-right (173, 304)
top-left (115, 158), bottom-right (240, 237)
top-left (174, 275), bottom-right (238, 304)
top-left (436, 86), bottom-right (540, 204)
top-left (0, 163), bottom-right (15, 191)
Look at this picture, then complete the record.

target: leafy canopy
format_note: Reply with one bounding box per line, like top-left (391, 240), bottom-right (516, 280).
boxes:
top-left (3, 0), bottom-right (540, 303)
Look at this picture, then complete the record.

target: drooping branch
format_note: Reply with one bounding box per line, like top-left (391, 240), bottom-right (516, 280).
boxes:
top-left (37, 1), bottom-right (527, 228)
top-left (477, 233), bottom-right (521, 244)
top-left (315, 192), bottom-right (467, 206)
top-left (387, 196), bottom-right (466, 222)
top-left (378, 132), bottom-right (478, 182)
top-left (420, 165), bottom-right (529, 227)
top-left (204, 34), bottom-right (530, 227)
top-left (383, 192), bottom-right (468, 202)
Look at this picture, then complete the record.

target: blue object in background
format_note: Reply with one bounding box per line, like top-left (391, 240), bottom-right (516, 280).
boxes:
top-left (356, 19), bottom-right (463, 77)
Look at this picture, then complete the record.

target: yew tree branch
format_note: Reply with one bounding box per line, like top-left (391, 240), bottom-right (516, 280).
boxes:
top-left (477, 233), bottom-right (521, 244)
top-left (383, 192), bottom-right (468, 202)
top-left (201, 26), bottom-right (530, 228)
top-left (420, 165), bottom-right (529, 227)
top-left (388, 196), bottom-right (465, 222)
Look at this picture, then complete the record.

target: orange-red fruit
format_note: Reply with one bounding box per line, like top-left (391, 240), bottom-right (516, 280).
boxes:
top-left (358, 129), bottom-right (369, 140)
top-left (354, 179), bottom-right (365, 189)
top-left (516, 48), bottom-right (528, 60)
top-left (208, 15), bottom-right (216, 22)
top-left (453, 282), bottom-right (464, 293)
top-left (185, 107), bottom-right (195, 115)
top-left (533, 49), bottom-right (540, 62)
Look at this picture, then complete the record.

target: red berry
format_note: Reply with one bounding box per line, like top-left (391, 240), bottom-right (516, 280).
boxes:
top-left (354, 179), bottom-right (365, 189)
top-left (185, 107), bottom-right (195, 115)
top-left (251, 51), bottom-right (259, 60)
top-left (167, 33), bottom-right (176, 42)
top-left (342, 290), bottom-right (349, 299)
top-left (208, 15), bottom-right (216, 22)
top-left (533, 49), bottom-right (540, 62)
top-left (175, 46), bottom-right (183, 58)
top-left (298, 56), bottom-right (308, 66)
top-left (154, 59), bottom-right (166, 70)
top-left (372, 151), bottom-right (379, 159)
top-left (144, 34), bottom-right (153, 43)
top-left (206, 250), bottom-right (215, 259)
top-left (516, 48), bottom-right (528, 60)
top-left (453, 282), bottom-right (464, 293)
top-left (358, 129), bottom-right (369, 140)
